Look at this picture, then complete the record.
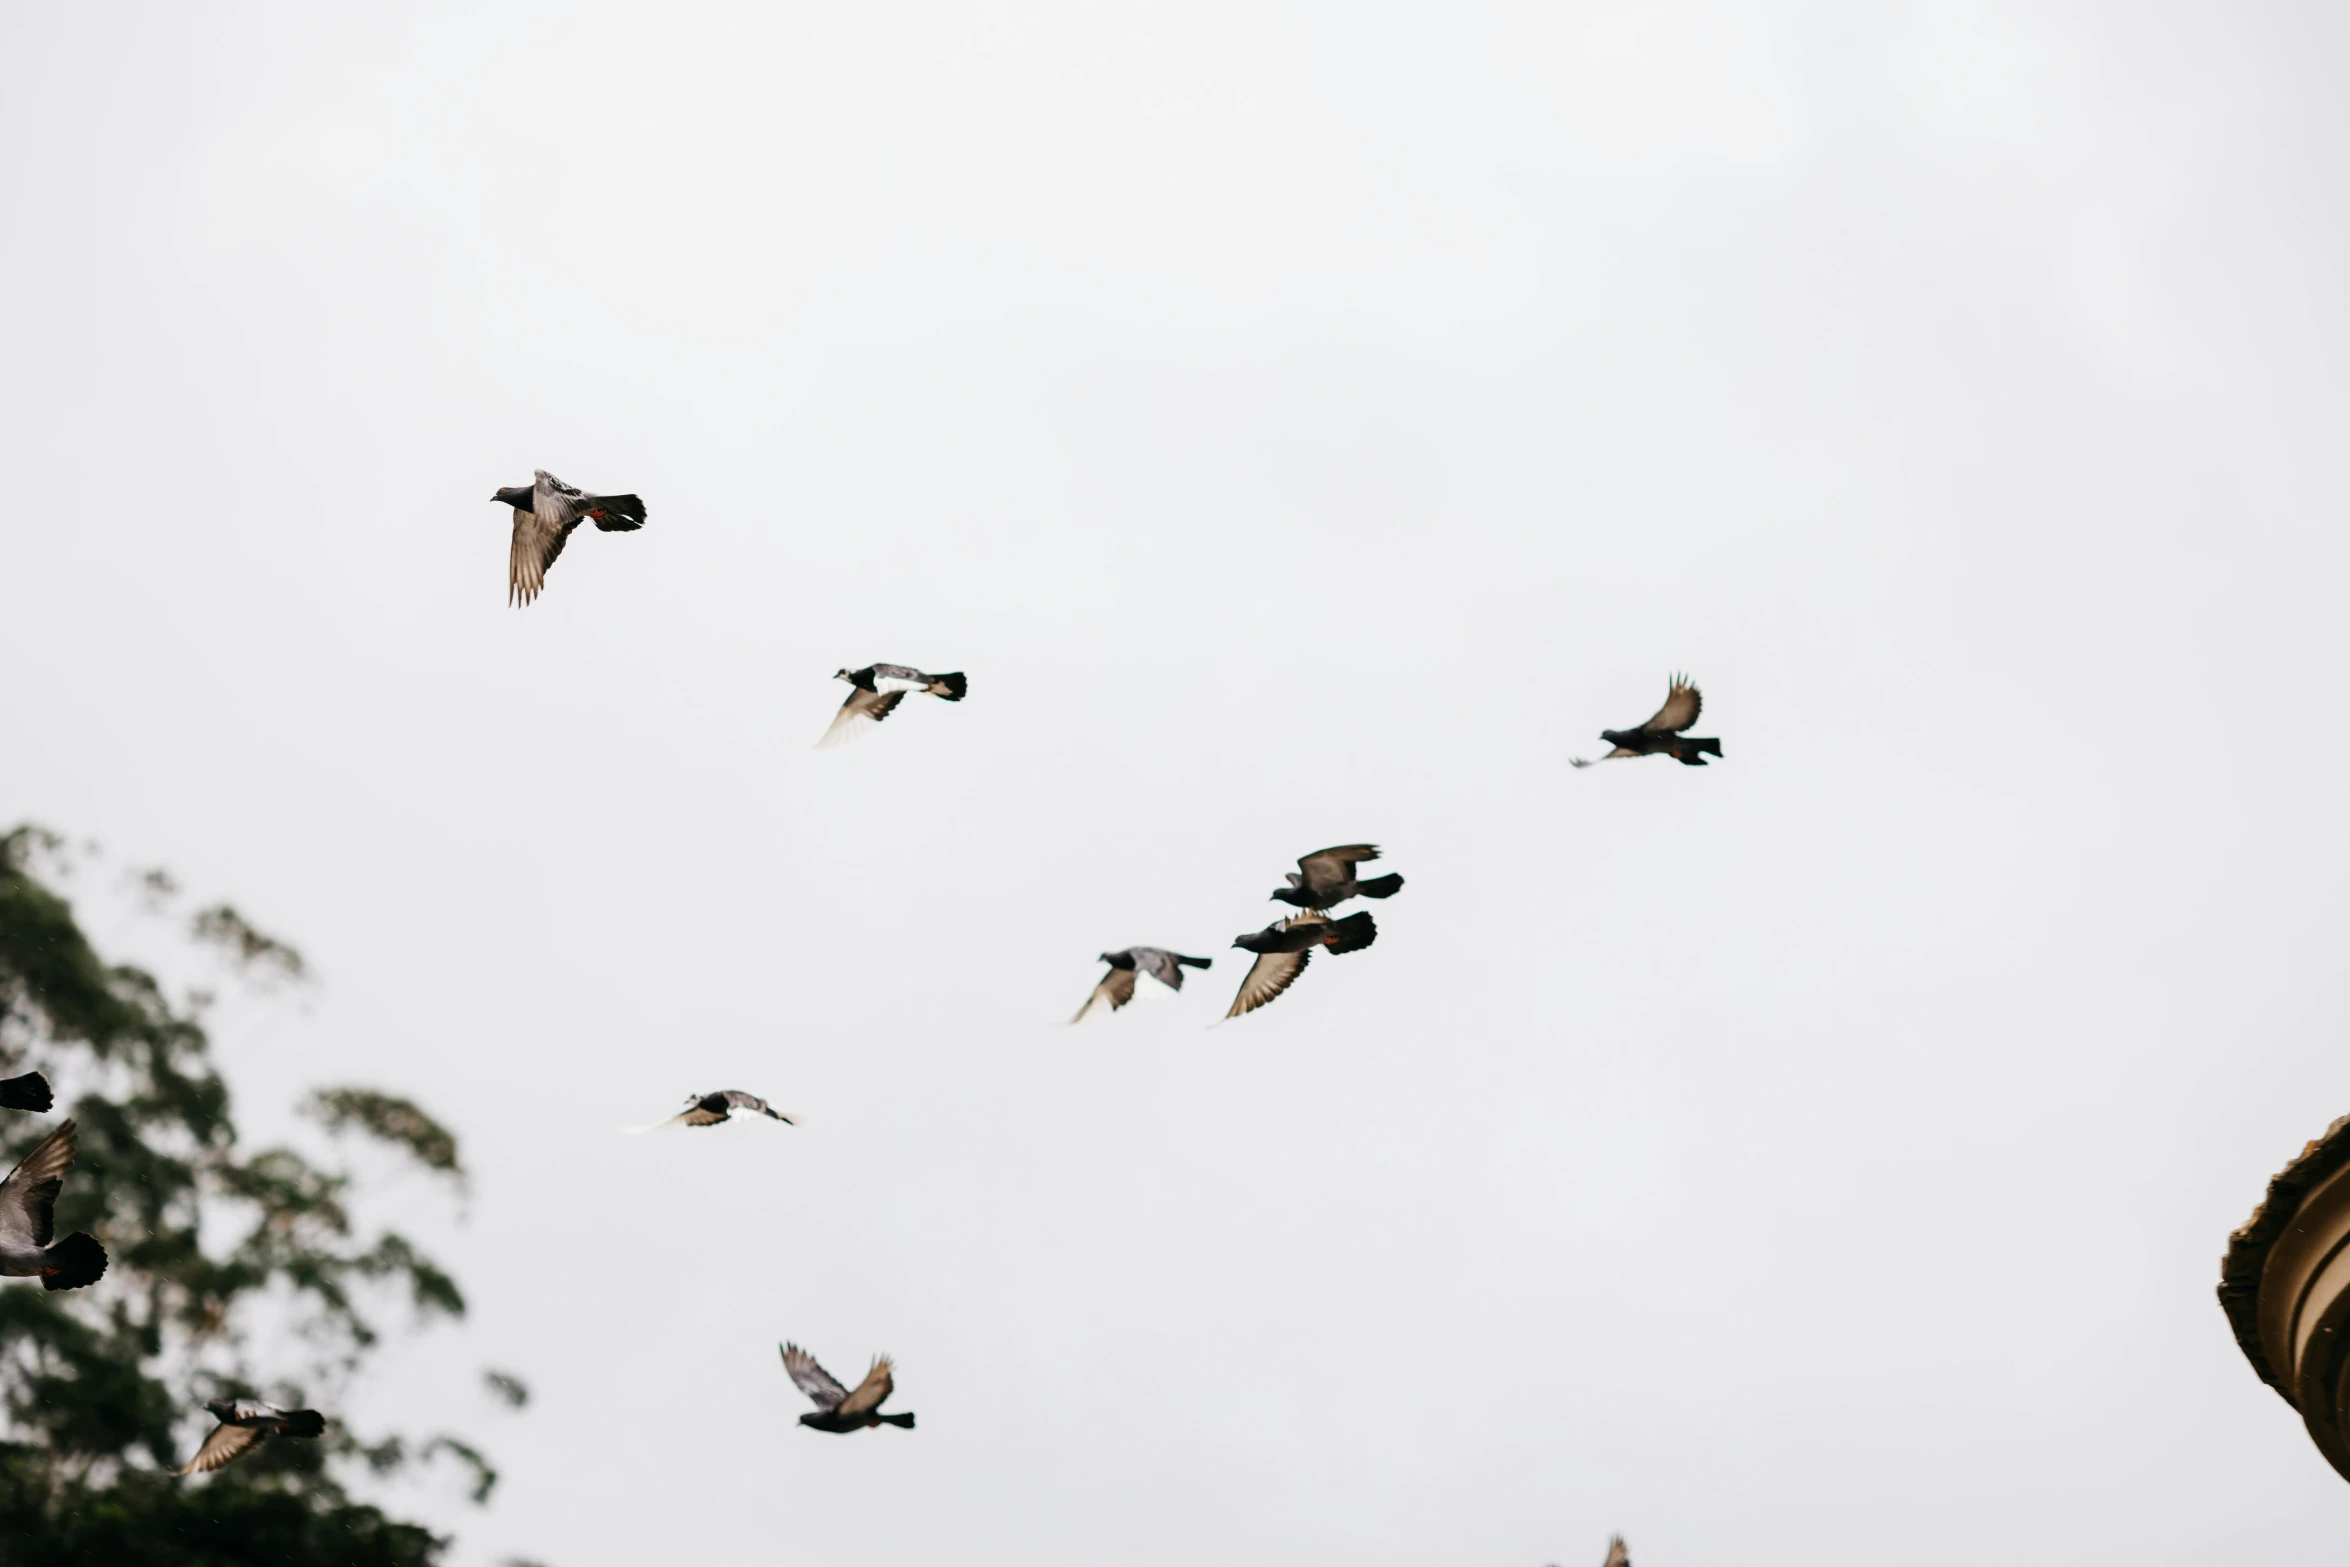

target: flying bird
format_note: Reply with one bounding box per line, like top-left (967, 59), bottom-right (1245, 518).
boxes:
top-left (780, 1343), bottom-right (915, 1433)
top-left (629, 1090), bottom-right (799, 1132)
top-left (1072, 947), bottom-right (1214, 1023)
top-left (491, 469), bottom-right (647, 607)
top-left (176, 1399), bottom-right (328, 1475)
top-left (0, 1120), bottom-right (104, 1291)
top-left (817, 664), bottom-right (968, 749)
top-left (1269, 845), bottom-right (1405, 911)
top-left (0, 1072), bottom-right (50, 1113)
top-left (1603, 1536), bottom-right (1630, 1567)
top-left (1223, 911), bottom-right (1376, 1019)
top-left (1570, 674), bottom-right (1722, 767)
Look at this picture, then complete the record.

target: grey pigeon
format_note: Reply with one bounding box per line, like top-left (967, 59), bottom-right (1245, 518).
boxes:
top-left (1570, 673), bottom-right (1722, 767)
top-left (817, 664), bottom-right (968, 749)
top-left (1223, 911), bottom-right (1376, 1019)
top-left (1072, 947), bottom-right (1213, 1023)
top-left (638, 1090), bottom-right (798, 1131)
top-left (177, 1399), bottom-right (327, 1475)
top-left (0, 1120), bottom-right (105, 1291)
top-left (1268, 845), bottom-right (1405, 911)
top-left (0, 1072), bottom-right (50, 1113)
top-left (491, 469), bottom-right (647, 607)
top-left (780, 1343), bottom-right (915, 1433)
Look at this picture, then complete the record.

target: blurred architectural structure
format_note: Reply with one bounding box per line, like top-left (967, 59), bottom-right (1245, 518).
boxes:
top-left (2221, 1112), bottom-right (2350, 1483)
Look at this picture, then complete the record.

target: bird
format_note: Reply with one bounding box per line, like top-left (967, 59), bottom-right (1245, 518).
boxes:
top-left (1570, 673), bottom-right (1722, 767)
top-left (780, 1343), bottom-right (915, 1433)
top-left (1072, 947), bottom-right (1214, 1023)
top-left (491, 469), bottom-right (647, 607)
top-left (817, 664), bottom-right (968, 749)
top-left (1269, 845), bottom-right (1405, 911)
top-left (1603, 1536), bottom-right (1630, 1567)
top-left (0, 1072), bottom-right (50, 1112)
top-left (176, 1399), bottom-right (328, 1475)
top-left (0, 1120), bottom-right (105, 1291)
top-left (1223, 910), bottom-right (1376, 1019)
top-left (629, 1090), bottom-right (798, 1132)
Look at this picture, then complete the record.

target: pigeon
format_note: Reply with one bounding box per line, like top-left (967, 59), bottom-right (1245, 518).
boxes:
top-left (1268, 845), bottom-right (1405, 911)
top-left (491, 469), bottom-right (648, 607)
top-left (817, 664), bottom-right (968, 749)
top-left (1223, 911), bottom-right (1376, 1019)
top-left (1072, 948), bottom-right (1214, 1023)
top-left (176, 1399), bottom-right (328, 1475)
top-left (0, 1072), bottom-right (50, 1113)
top-left (631, 1090), bottom-right (799, 1132)
top-left (0, 1120), bottom-right (105, 1291)
top-left (780, 1343), bottom-right (915, 1433)
top-left (1570, 673), bottom-right (1722, 767)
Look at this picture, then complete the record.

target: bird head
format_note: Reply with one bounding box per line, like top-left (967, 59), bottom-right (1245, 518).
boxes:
top-left (833, 669), bottom-right (854, 683)
top-left (1268, 885), bottom-right (1309, 907)
top-left (491, 484), bottom-right (532, 508)
top-left (203, 1399), bottom-right (237, 1421)
top-left (796, 1411), bottom-right (824, 1428)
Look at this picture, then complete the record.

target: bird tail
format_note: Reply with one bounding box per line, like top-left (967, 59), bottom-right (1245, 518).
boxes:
top-left (924, 672), bottom-right (968, 701)
top-left (1694, 736), bottom-right (1722, 757)
top-left (1673, 739), bottom-right (1719, 766)
top-left (0, 1071), bottom-right (52, 1112)
top-left (587, 493), bottom-right (647, 532)
top-left (283, 1409), bottom-right (327, 1439)
top-left (1174, 954), bottom-right (1213, 970)
top-left (877, 1411), bottom-right (915, 1429)
top-left (1355, 873), bottom-right (1404, 900)
top-left (1323, 912), bottom-right (1378, 955)
top-left (41, 1232), bottom-right (106, 1291)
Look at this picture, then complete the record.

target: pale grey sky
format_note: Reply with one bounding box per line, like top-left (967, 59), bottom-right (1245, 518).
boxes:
top-left (5, 3), bottom-right (2350, 1562)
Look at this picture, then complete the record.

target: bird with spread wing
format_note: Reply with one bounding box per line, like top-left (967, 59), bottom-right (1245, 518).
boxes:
top-left (0, 1120), bottom-right (106, 1291)
top-left (1571, 673), bottom-right (1722, 767)
top-left (176, 1399), bottom-right (327, 1475)
top-left (1072, 947), bottom-right (1214, 1022)
top-left (1269, 844), bottom-right (1405, 911)
top-left (780, 1342), bottom-right (915, 1433)
top-left (817, 664), bottom-right (968, 749)
top-left (627, 1090), bottom-right (798, 1133)
top-left (491, 469), bottom-right (647, 607)
top-left (1223, 910), bottom-right (1376, 1019)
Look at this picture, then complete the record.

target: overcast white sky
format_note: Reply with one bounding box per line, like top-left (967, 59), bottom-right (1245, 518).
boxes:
top-left (6, 2), bottom-right (2350, 1562)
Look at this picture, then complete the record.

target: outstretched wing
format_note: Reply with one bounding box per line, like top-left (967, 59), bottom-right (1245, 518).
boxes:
top-left (781, 1343), bottom-right (851, 1410)
top-left (719, 1091), bottom-right (796, 1125)
top-left (1638, 675), bottom-right (1701, 734)
top-left (179, 1421), bottom-right (266, 1475)
top-left (0, 1120), bottom-right (76, 1247)
top-left (1225, 948), bottom-right (1309, 1018)
top-left (835, 1355), bottom-right (895, 1418)
top-left (1601, 1535), bottom-right (1631, 1567)
top-left (817, 686), bottom-right (906, 749)
top-left (1072, 967), bottom-right (1137, 1023)
top-left (1568, 748), bottom-right (1641, 769)
top-left (1296, 845), bottom-right (1378, 899)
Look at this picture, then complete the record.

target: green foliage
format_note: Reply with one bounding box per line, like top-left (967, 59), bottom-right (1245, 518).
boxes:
top-left (0, 826), bottom-right (507, 1563)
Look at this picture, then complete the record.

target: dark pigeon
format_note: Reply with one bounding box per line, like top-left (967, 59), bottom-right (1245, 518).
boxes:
top-left (781, 1343), bottom-right (915, 1433)
top-left (492, 469), bottom-right (647, 607)
top-left (0, 1120), bottom-right (105, 1291)
top-left (1223, 911), bottom-right (1376, 1019)
top-left (1269, 845), bottom-right (1405, 911)
top-left (1570, 674), bottom-right (1722, 767)
top-left (0, 1072), bottom-right (51, 1113)
top-left (177, 1399), bottom-right (327, 1475)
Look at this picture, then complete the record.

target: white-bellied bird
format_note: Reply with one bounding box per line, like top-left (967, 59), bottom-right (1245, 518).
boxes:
top-left (1072, 947), bottom-right (1213, 1022)
top-left (177, 1400), bottom-right (327, 1475)
top-left (630, 1090), bottom-right (798, 1132)
top-left (0, 1120), bottom-right (105, 1291)
top-left (817, 664), bottom-right (968, 749)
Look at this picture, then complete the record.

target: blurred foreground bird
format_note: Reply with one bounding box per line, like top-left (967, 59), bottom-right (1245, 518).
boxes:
top-left (1269, 845), bottom-right (1405, 911)
top-left (1072, 947), bottom-right (1213, 1022)
top-left (0, 1120), bottom-right (105, 1291)
top-left (1570, 674), bottom-right (1722, 767)
top-left (630, 1090), bottom-right (798, 1132)
top-left (817, 664), bottom-right (968, 748)
top-left (492, 469), bottom-right (647, 607)
top-left (1224, 911), bottom-right (1376, 1019)
top-left (0, 1072), bottom-right (50, 1113)
top-left (177, 1399), bottom-right (327, 1475)
top-left (781, 1343), bottom-right (915, 1432)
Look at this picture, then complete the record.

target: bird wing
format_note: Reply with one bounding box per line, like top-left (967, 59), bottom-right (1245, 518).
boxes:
top-left (834, 1356), bottom-right (895, 1418)
top-left (0, 1120), bottom-right (75, 1247)
top-left (1225, 947), bottom-right (1309, 1018)
top-left (1602, 1536), bottom-right (1631, 1567)
top-left (1129, 949), bottom-right (1187, 990)
top-left (720, 1091), bottom-right (796, 1125)
top-left (1296, 845), bottom-right (1378, 898)
top-left (507, 505), bottom-right (583, 607)
top-left (1638, 676), bottom-right (1701, 734)
top-left (816, 686), bottom-right (906, 749)
top-left (1568, 748), bottom-right (1642, 768)
top-left (782, 1343), bottom-right (851, 1410)
top-left (179, 1420), bottom-right (266, 1475)
top-left (1072, 967), bottom-right (1137, 1023)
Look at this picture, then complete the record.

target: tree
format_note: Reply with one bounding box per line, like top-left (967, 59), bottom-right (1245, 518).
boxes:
top-left (0, 826), bottom-right (513, 1565)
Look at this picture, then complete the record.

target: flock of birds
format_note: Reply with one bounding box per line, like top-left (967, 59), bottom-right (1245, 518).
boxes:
top-left (0, 469), bottom-right (1727, 1558)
